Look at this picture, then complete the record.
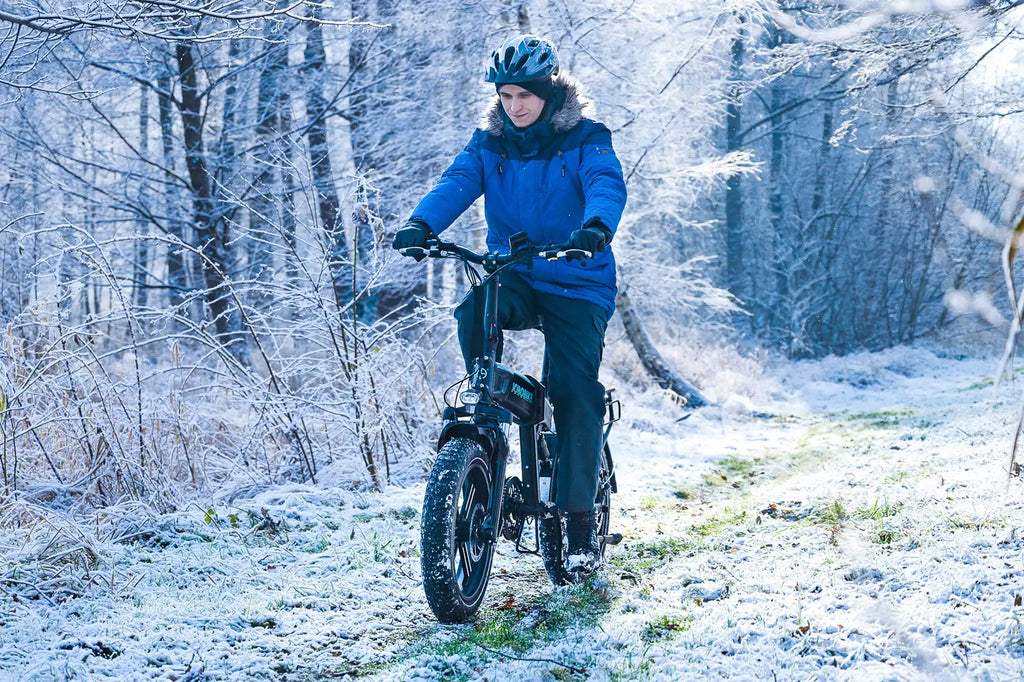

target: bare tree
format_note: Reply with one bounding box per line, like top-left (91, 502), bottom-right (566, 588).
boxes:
top-left (175, 40), bottom-right (242, 354)
top-left (301, 2), bottom-right (351, 313)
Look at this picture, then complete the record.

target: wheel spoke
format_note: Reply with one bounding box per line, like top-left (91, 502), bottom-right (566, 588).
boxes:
top-left (461, 480), bottom-right (478, 516)
top-left (457, 542), bottom-right (471, 590)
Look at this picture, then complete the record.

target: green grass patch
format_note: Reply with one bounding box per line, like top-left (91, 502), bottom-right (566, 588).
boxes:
top-left (611, 509), bottom-right (749, 577)
top-left (718, 456), bottom-right (756, 476)
top-left (856, 498), bottom-right (903, 521)
top-left (690, 509), bottom-right (748, 537)
top-left (1009, 606), bottom-right (1024, 652)
top-left (389, 506), bottom-right (418, 521)
top-left (703, 456), bottom-right (759, 489)
top-left (610, 537), bottom-right (694, 575)
top-left (966, 377), bottom-right (994, 390)
top-left (640, 614), bottom-right (693, 642)
top-left (387, 582), bottom-right (613, 680)
top-left (948, 514), bottom-right (981, 530)
top-left (962, 367), bottom-right (1024, 392)
top-left (351, 506), bottom-right (417, 523)
top-left (788, 447), bottom-right (830, 470)
top-left (607, 650), bottom-right (654, 681)
top-left (457, 617), bottom-right (533, 653)
top-left (850, 409), bottom-right (916, 421)
top-left (946, 514), bottom-right (1004, 531)
top-left (812, 499), bottom-right (847, 526)
top-left (874, 528), bottom-right (898, 545)
top-left (302, 536), bottom-right (330, 553)
top-left (882, 471), bottom-right (909, 484)
top-left (848, 408), bottom-right (916, 430)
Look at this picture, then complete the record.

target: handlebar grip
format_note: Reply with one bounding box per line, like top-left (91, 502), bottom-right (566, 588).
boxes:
top-left (399, 246), bottom-right (428, 262)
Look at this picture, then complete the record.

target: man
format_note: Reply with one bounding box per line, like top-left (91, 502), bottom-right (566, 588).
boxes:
top-left (394, 34), bottom-right (627, 577)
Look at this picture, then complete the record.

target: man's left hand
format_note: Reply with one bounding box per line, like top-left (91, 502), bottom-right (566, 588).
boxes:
top-left (566, 223), bottom-right (610, 261)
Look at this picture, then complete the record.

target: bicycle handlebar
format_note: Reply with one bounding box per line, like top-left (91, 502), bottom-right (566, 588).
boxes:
top-left (399, 238), bottom-right (593, 266)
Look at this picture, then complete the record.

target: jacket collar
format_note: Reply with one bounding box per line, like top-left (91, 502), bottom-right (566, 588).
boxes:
top-left (481, 74), bottom-right (591, 138)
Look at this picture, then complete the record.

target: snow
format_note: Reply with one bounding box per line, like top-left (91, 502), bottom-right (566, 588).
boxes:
top-left (3, 346), bottom-right (1024, 680)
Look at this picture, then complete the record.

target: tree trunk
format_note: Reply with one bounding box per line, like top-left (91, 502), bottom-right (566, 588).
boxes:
top-left (348, 0), bottom-right (416, 321)
top-left (277, 49), bottom-right (299, 291)
top-left (502, 3), bottom-right (531, 32)
top-left (302, 5), bottom-right (351, 312)
top-left (133, 81), bottom-right (150, 311)
top-left (214, 39), bottom-right (243, 244)
top-left (799, 67), bottom-right (836, 355)
top-left (157, 68), bottom-right (189, 319)
top-left (175, 42), bottom-right (239, 352)
top-left (616, 290), bottom-right (709, 408)
top-left (766, 25), bottom-right (790, 344)
top-left (247, 26), bottom-right (287, 314)
top-left (725, 21), bottom-right (746, 303)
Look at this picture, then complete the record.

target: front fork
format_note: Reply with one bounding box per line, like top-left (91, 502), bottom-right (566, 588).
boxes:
top-left (484, 438), bottom-right (509, 548)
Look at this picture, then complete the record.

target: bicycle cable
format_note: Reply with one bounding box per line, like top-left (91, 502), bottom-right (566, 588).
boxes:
top-left (442, 374), bottom-right (471, 408)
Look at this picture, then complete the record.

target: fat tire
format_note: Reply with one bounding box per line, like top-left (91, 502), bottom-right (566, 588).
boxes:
top-left (420, 437), bottom-right (496, 622)
top-left (539, 443), bottom-right (614, 586)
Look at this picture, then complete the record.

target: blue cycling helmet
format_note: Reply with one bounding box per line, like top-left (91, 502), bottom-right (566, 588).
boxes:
top-left (484, 35), bottom-right (559, 84)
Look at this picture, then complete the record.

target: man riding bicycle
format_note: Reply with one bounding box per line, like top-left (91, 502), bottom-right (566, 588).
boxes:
top-left (394, 34), bottom-right (627, 577)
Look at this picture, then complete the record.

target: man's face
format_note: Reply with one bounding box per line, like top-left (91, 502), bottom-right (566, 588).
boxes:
top-left (498, 84), bottom-right (545, 128)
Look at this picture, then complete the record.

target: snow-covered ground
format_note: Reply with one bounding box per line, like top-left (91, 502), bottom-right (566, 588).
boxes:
top-left (3, 346), bottom-right (1023, 680)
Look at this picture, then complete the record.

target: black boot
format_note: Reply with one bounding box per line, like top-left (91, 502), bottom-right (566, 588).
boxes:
top-left (564, 511), bottom-right (601, 579)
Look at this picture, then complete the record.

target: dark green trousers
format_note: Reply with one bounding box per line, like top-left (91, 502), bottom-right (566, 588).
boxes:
top-left (454, 271), bottom-right (608, 513)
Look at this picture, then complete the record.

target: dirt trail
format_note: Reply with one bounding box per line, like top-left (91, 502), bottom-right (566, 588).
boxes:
top-left (372, 351), bottom-right (1024, 680)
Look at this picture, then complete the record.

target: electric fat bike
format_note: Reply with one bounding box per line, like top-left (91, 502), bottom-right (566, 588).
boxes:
top-left (401, 232), bottom-right (622, 623)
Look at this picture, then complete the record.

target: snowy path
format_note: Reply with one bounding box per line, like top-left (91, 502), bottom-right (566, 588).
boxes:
top-left (3, 348), bottom-right (1024, 680)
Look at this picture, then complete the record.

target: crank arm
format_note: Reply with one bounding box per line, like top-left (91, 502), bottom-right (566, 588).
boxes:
top-left (600, 532), bottom-right (623, 546)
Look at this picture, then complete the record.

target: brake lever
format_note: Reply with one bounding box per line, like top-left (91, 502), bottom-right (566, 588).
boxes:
top-left (556, 248), bottom-right (593, 261)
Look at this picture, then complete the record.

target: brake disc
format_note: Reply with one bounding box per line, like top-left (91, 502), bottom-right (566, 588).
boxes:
top-left (500, 476), bottom-right (526, 541)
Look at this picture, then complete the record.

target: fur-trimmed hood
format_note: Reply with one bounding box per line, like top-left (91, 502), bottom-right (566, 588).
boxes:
top-left (481, 74), bottom-right (593, 137)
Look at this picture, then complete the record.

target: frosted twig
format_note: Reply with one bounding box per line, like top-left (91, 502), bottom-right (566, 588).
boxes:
top-left (0, 577), bottom-right (58, 607)
top-left (473, 643), bottom-right (587, 675)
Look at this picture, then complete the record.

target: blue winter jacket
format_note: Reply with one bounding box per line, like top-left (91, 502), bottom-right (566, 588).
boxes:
top-left (411, 76), bottom-right (627, 318)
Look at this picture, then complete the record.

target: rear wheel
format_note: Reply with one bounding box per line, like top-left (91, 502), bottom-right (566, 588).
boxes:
top-left (539, 443), bottom-right (614, 586)
top-left (421, 437), bottom-right (496, 622)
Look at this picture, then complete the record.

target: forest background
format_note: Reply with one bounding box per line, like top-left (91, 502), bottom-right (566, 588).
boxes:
top-left (0, 0), bottom-right (1022, 514)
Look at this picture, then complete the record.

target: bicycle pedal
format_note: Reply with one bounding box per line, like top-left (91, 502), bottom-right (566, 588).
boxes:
top-left (602, 533), bottom-right (623, 546)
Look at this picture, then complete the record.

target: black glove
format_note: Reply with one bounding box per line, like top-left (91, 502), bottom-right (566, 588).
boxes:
top-left (392, 219), bottom-right (432, 252)
top-left (565, 221), bottom-right (610, 261)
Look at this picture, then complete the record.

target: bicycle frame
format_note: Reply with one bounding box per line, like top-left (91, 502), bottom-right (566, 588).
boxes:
top-left (436, 262), bottom-right (551, 550)
top-left (407, 232), bottom-right (620, 555)
top-left (409, 233), bottom-right (627, 620)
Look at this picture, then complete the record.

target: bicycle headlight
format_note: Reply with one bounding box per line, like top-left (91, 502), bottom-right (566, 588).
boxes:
top-left (460, 390), bottom-right (481, 405)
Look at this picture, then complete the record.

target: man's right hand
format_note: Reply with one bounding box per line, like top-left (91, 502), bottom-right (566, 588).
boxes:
top-left (393, 219), bottom-right (432, 251)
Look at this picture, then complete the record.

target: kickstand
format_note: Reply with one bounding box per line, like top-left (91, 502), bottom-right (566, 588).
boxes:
top-left (514, 515), bottom-right (540, 555)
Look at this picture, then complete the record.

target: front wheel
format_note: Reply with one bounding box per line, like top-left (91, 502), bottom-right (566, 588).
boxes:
top-left (421, 437), bottom-right (496, 622)
top-left (539, 443), bottom-right (614, 586)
